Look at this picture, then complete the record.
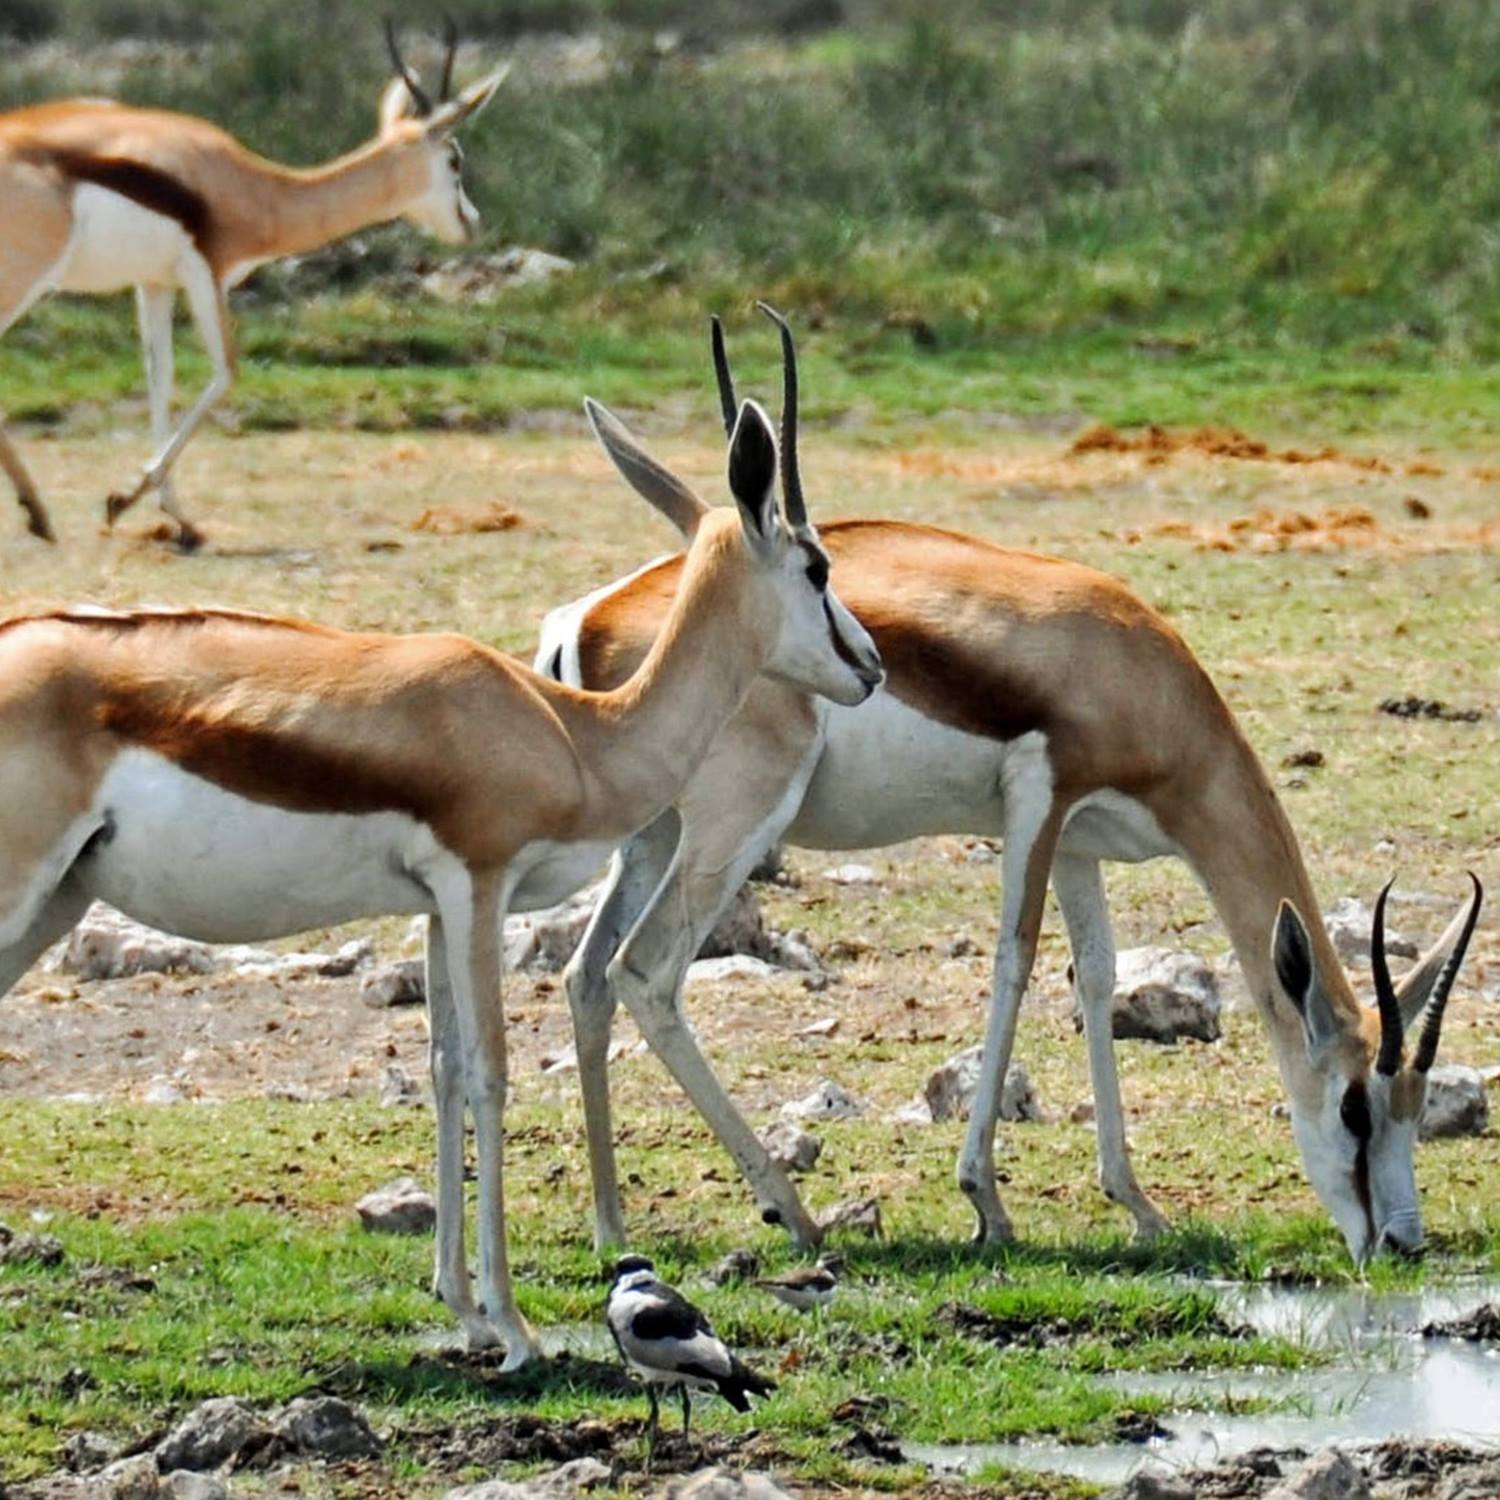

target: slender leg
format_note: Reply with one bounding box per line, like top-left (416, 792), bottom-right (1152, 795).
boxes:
top-left (439, 871), bottom-right (538, 1370)
top-left (679, 1384), bottom-right (692, 1437)
top-left (609, 841), bottom-right (823, 1249)
top-left (957, 740), bottom-right (1066, 1243)
top-left (425, 912), bottom-right (501, 1348)
top-left (106, 257), bottom-right (232, 548)
top-left (1051, 854), bottom-right (1170, 1238)
top-left (564, 814), bottom-right (680, 1250)
top-left (0, 878), bottom-right (91, 998)
top-left (133, 283), bottom-right (181, 528)
top-left (645, 1386), bottom-right (660, 1464)
top-left (1, 276), bottom-right (61, 542)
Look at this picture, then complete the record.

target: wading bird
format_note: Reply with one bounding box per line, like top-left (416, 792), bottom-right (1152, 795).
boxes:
top-left (0, 20), bottom-right (504, 547)
top-left (535, 308), bottom-right (1483, 1267)
top-left (0, 393), bottom-right (882, 1366)
top-left (607, 1255), bottom-right (776, 1453)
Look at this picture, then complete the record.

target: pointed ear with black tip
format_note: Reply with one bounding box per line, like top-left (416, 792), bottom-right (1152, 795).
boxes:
top-left (584, 398), bottom-right (709, 540)
top-left (1273, 900), bottom-right (1341, 1054)
top-left (726, 399), bottom-right (780, 554)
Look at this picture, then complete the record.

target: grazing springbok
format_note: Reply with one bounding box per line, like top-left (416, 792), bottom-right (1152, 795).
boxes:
top-left (535, 309), bottom-right (1483, 1265)
top-left (0, 21), bottom-right (504, 548)
top-left (0, 395), bottom-right (883, 1366)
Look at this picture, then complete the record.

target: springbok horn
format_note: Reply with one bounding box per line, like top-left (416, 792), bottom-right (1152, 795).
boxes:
top-left (384, 17), bottom-right (433, 115)
top-left (710, 316), bottom-right (737, 441)
top-left (755, 301), bottom-right (807, 528)
top-left (1371, 878), bottom-right (1403, 1075)
top-left (438, 14), bottom-right (459, 103)
top-left (1412, 872), bottom-right (1484, 1074)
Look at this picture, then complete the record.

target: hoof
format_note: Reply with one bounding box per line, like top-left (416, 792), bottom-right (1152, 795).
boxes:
top-left (104, 491), bottom-right (133, 528)
top-left (173, 521), bottom-right (206, 554)
top-left (20, 499), bottom-right (54, 543)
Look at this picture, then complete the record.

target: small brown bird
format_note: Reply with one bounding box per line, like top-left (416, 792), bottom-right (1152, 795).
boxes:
top-left (755, 1255), bottom-right (843, 1313)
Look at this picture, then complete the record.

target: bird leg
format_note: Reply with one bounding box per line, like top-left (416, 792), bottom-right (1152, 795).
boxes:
top-left (645, 1386), bottom-right (660, 1467)
top-left (680, 1384), bottom-right (692, 1438)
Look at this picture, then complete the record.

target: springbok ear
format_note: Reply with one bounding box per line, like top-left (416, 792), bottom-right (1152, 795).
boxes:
top-left (727, 399), bottom-right (780, 548)
top-left (379, 76), bottom-right (423, 131)
top-left (1273, 900), bottom-right (1341, 1053)
top-left (1394, 874), bottom-right (1484, 1029)
top-left (584, 398), bottom-right (708, 541)
top-left (425, 65), bottom-right (508, 137)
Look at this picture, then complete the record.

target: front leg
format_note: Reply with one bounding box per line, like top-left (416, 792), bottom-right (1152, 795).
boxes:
top-left (425, 913), bottom-right (502, 1349)
top-left (564, 814), bottom-right (681, 1250)
top-left (1051, 854), bottom-right (1170, 1240)
top-left (438, 873), bottom-right (540, 1370)
top-left (608, 849), bottom-right (822, 1250)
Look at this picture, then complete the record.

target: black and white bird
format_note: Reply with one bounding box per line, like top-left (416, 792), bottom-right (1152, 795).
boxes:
top-left (755, 1255), bottom-right (842, 1313)
top-left (605, 1255), bottom-right (776, 1450)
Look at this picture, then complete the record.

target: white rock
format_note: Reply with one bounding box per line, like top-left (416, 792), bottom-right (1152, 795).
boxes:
top-left (274, 1395), bottom-right (380, 1458)
top-left (915, 1047), bottom-right (1042, 1124)
top-left (165, 1474), bottom-right (230, 1500)
top-left (143, 1077), bottom-right (185, 1105)
top-left (822, 863), bottom-right (878, 885)
top-left (379, 1064), bottom-right (422, 1107)
top-left (781, 1078), bottom-right (864, 1122)
top-left (668, 1472), bottom-right (796, 1500)
top-left (98, 1455), bottom-right (168, 1499)
top-left (155, 1397), bottom-right (272, 1472)
top-left (1420, 1064), bottom-right (1490, 1141)
top-left (355, 1176), bottom-right (436, 1235)
top-left (445, 1458), bottom-right (610, 1500)
top-left (794, 1016), bottom-right (839, 1038)
top-left (1102, 947), bottom-right (1222, 1044)
top-left (1263, 1447), bottom-right (1371, 1500)
top-left (816, 1196), bottom-right (883, 1238)
top-left (360, 959), bottom-right (426, 1008)
top-left (422, 246), bottom-right (575, 304)
top-left (686, 954), bottom-right (781, 986)
top-left (504, 883), bottom-right (602, 974)
top-left (1324, 895), bottom-right (1418, 964)
top-left (757, 1120), bottom-right (823, 1172)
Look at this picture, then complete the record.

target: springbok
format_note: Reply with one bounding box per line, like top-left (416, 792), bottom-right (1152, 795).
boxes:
top-left (534, 309), bottom-right (1484, 1266)
top-left (0, 395), bottom-right (883, 1366)
top-left (0, 21), bottom-right (504, 548)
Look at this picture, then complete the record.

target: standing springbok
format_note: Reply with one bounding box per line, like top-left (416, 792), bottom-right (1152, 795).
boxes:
top-left (0, 395), bottom-right (883, 1366)
top-left (0, 21), bottom-right (504, 547)
top-left (535, 310), bottom-right (1483, 1266)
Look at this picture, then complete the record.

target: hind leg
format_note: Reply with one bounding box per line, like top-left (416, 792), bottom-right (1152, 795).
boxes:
top-left (0, 879), bottom-right (91, 998)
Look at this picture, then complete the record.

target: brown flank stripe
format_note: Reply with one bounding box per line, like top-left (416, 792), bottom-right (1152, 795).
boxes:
top-left (23, 146), bottom-right (212, 255)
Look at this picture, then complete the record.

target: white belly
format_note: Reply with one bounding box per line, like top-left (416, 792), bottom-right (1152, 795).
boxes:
top-left (788, 690), bottom-right (1007, 849)
top-left (77, 750), bottom-right (444, 942)
top-left (55, 185), bottom-right (195, 294)
top-left (508, 837), bottom-right (615, 913)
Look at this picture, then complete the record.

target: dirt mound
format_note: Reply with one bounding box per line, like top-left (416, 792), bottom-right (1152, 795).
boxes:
top-left (410, 500), bottom-right (525, 535)
top-left (1144, 505), bottom-right (1390, 552)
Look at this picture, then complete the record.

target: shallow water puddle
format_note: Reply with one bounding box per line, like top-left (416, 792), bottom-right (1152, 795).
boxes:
top-left (906, 1279), bottom-right (1500, 1484)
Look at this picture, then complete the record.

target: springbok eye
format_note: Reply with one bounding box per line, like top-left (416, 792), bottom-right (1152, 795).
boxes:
top-left (447, 143), bottom-right (463, 171)
top-left (1340, 1083), bottom-right (1373, 1142)
top-left (805, 554), bottom-right (830, 592)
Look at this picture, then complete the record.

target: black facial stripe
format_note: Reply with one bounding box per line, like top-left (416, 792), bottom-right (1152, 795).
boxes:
top-left (1340, 1081), bottom-right (1373, 1142)
top-left (801, 541), bottom-right (829, 593)
top-left (824, 597), bottom-right (865, 673)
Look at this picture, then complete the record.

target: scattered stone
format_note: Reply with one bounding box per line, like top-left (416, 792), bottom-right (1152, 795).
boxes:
top-left (444, 1460), bottom-right (610, 1500)
top-left (943, 933), bottom-right (979, 958)
top-left (422, 246), bottom-right (575, 303)
top-left (781, 1078), bottom-right (864, 1122)
top-left (1263, 1447), bottom-right (1371, 1500)
top-left (0, 1231), bottom-right (64, 1266)
top-left (757, 1121), bottom-right (823, 1173)
top-left (504, 885), bottom-right (600, 974)
top-left (913, 1048), bottom-right (1042, 1124)
top-left (143, 1077), bottom-right (185, 1105)
top-left (274, 1395), bottom-right (381, 1458)
top-left (793, 1016), bottom-right (839, 1038)
top-left (154, 1397), bottom-right (274, 1472)
top-left (360, 958), bottom-right (426, 1008)
top-left (707, 1248), bottom-right (760, 1285)
top-left (686, 954), bottom-right (781, 986)
top-left (355, 1176), bottom-right (436, 1235)
top-left (1105, 1475), bottom-right (1197, 1500)
top-left (98, 1454), bottom-right (169, 1499)
top-left (1282, 747), bottom-right (1326, 769)
top-left (840, 1426), bottom-right (903, 1463)
top-left (1441, 1462), bottom-right (1500, 1500)
top-left (1379, 696), bottom-right (1483, 723)
top-left (817, 1196), bottom-right (883, 1238)
top-left (822, 863), bottom-right (878, 886)
top-left (1323, 896), bottom-right (1419, 964)
top-left (1069, 1100), bottom-right (1097, 1124)
top-left (165, 1474), bottom-right (230, 1500)
top-left (1420, 1065), bottom-right (1489, 1141)
top-left (666, 1470), bottom-right (796, 1500)
top-left (379, 1063), bottom-right (422, 1108)
top-left (64, 1428), bottom-right (124, 1472)
top-left (1100, 947), bottom-right (1222, 1044)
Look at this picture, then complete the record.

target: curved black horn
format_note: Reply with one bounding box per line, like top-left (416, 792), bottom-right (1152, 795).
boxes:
top-left (710, 316), bottom-right (737, 441)
top-left (1371, 877), bottom-right (1403, 1075)
top-left (755, 301), bottom-right (807, 528)
top-left (1412, 872), bottom-right (1484, 1073)
top-left (384, 17), bottom-right (433, 115)
top-left (438, 14), bottom-right (459, 102)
